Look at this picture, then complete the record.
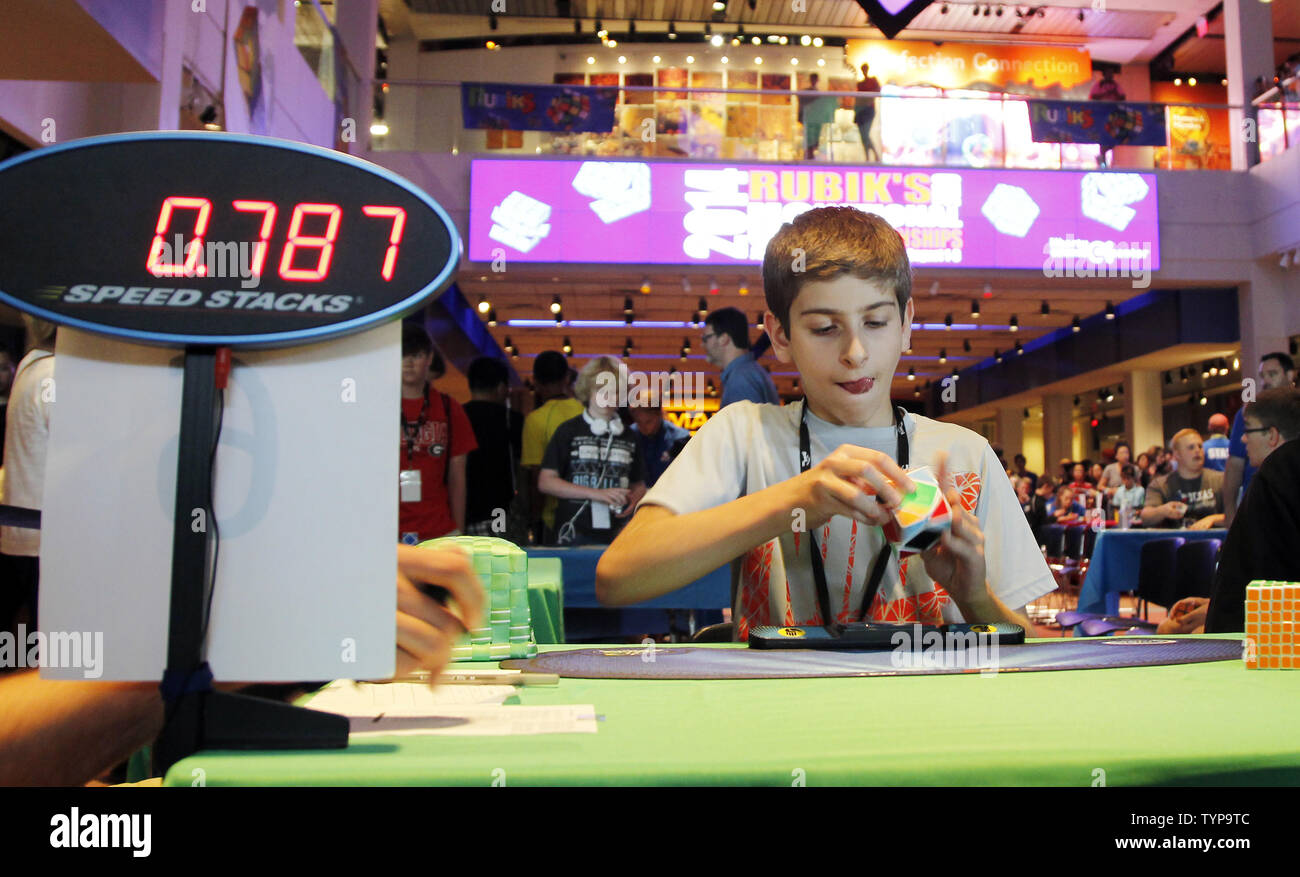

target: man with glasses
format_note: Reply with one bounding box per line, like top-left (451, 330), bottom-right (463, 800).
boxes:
top-left (702, 307), bottom-right (779, 409)
top-left (1224, 352), bottom-right (1296, 525)
top-left (1197, 387), bottom-right (1300, 633)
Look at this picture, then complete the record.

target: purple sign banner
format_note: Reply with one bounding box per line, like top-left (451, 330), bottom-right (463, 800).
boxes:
top-left (468, 159), bottom-right (1160, 272)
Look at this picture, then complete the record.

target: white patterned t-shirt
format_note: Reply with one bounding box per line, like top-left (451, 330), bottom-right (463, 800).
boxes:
top-left (639, 400), bottom-right (1054, 639)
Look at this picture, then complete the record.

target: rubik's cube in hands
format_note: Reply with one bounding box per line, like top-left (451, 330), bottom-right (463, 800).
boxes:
top-left (881, 466), bottom-right (953, 557)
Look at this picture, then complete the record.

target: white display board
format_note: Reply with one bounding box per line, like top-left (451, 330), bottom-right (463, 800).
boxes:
top-left (39, 323), bottom-right (399, 681)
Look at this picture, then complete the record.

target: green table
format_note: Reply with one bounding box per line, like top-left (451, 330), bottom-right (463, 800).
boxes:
top-left (164, 637), bottom-right (1300, 786)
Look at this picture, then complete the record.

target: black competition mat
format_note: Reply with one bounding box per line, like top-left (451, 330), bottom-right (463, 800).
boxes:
top-left (500, 638), bottom-right (1243, 679)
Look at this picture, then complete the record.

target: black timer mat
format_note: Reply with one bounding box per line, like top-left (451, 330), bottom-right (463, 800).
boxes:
top-left (499, 638), bottom-right (1243, 679)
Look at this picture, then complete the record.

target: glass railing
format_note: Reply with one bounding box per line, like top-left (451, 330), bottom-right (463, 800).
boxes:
top-left (371, 80), bottom-right (1299, 171)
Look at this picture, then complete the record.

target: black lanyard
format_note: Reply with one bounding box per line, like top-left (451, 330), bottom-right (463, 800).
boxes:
top-left (798, 399), bottom-right (908, 627)
top-left (402, 382), bottom-right (431, 464)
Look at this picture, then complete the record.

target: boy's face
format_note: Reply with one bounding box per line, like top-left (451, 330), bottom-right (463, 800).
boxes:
top-left (766, 275), bottom-right (912, 428)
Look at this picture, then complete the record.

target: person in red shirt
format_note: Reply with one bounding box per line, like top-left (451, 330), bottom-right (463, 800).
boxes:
top-left (399, 324), bottom-right (476, 543)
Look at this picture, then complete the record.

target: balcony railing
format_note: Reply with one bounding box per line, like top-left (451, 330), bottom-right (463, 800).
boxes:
top-left (372, 79), bottom-right (1299, 171)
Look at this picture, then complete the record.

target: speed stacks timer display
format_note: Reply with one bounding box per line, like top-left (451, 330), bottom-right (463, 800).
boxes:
top-left (0, 132), bottom-right (461, 347)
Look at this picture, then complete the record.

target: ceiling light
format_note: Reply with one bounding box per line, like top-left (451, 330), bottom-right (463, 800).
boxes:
top-left (562, 336), bottom-right (573, 355)
top-left (1040, 300), bottom-right (1050, 316)
top-left (370, 121), bottom-right (389, 136)
top-left (753, 36), bottom-right (762, 45)
top-left (550, 295), bottom-right (562, 314)
top-left (963, 339), bottom-right (972, 353)
top-left (995, 350), bottom-right (1003, 363)
top-left (790, 58), bottom-right (798, 65)
top-left (817, 58), bottom-right (825, 66)
top-left (754, 56), bottom-right (763, 64)
top-left (713, 0), bottom-right (727, 11)
top-left (607, 39), bottom-right (617, 47)
top-left (618, 55), bottom-right (627, 64)
top-left (812, 37), bottom-right (823, 47)
top-left (477, 296), bottom-right (491, 315)
top-left (1015, 341), bottom-right (1023, 356)
top-left (907, 367), bottom-right (916, 381)
top-left (721, 55), bottom-right (729, 63)
top-left (1199, 393), bottom-right (1208, 406)
top-left (682, 337), bottom-right (691, 353)
top-left (668, 21), bottom-right (677, 39)
top-left (686, 55), bottom-right (695, 63)
top-left (624, 297), bottom-right (635, 324)
top-left (586, 56), bottom-right (595, 64)
top-left (1174, 77), bottom-right (1182, 86)
top-left (1009, 315), bottom-right (1019, 332)
top-left (697, 296), bottom-right (708, 316)
top-left (970, 299), bottom-right (980, 318)
top-left (711, 34), bottom-right (724, 47)
top-left (1188, 76), bottom-right (1197, 86)
top-left (732, 36), bottom-right (741, 45)
top-left (652, 54), bottom-right (661, 63)
top-left (1233, 357), bottom-right (1240, 370)
top-left (487, 308), bottom-right (498, 327)
top-left (801, 35), bottom-right (812, 46)
top-left (1072, 316), bottom-right (1081, 333)
top-left (944, 313), bottom-right (953, 330)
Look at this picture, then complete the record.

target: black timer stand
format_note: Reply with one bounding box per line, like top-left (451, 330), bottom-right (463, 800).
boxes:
top-left (152, 347), bottom-right (348, 776)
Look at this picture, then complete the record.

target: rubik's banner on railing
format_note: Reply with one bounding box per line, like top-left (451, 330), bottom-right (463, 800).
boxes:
top-left (461, 82), bottom-right (617, 133)
top-left (1028, 99), bottom-right (1168, 151)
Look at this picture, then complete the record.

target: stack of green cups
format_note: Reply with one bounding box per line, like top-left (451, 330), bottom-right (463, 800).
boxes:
top-left (417, 535), bottom-right (538, 661)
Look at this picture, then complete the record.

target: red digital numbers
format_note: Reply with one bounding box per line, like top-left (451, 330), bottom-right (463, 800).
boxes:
top-left (146, 197), bottom-right (407, 282)
top-left (146, 196), bottom-right (213, 277)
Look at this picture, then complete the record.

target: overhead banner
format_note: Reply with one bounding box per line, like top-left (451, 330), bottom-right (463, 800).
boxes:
top-left (469, 158), bottom-right (1160, 271)
top-left (461, 82), bottom-right (617, 132)
top-left (846, 39), bottom-right (1093, 93)
top-left (1027, 100), bottom-right (1167, 150)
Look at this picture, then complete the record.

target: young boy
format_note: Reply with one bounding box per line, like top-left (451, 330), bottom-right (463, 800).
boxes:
top-left (596, 207), bottom-right (1053, 637)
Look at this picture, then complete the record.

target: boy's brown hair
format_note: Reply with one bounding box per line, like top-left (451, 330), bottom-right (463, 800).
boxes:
top-left (761, 206), bottom-right (912, 331)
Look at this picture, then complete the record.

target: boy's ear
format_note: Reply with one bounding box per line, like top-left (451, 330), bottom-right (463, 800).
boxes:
top-left (900, 298), bottom-right (915, 351)
top-left (764, 311), bottom-right (794, 364)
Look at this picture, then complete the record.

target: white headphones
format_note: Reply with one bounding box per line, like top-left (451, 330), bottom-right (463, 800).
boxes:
top-left (583, 411), bottom-right (625, 436)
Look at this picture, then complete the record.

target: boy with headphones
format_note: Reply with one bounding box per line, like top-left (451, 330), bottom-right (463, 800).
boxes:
top-left (596, 208), bottom-right (1053, 638)
top-left (538, 356), bottom-right (645, 546)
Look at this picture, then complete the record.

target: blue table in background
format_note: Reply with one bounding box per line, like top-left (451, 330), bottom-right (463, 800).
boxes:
top-left (1077, 529), bottom-right (1228, 615)
top-left (526, 547), bottom-right (729, 641)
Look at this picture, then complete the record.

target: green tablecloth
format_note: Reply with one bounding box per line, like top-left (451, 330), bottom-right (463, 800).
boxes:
top-left (163, 636), bottom-right (1300, 786)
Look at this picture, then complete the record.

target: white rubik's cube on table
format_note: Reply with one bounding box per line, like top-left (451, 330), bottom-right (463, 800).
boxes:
top-left (1245, 581), bottom-right (1299, 670)
top-left (418, 536), bottom-right (538, 662)
top-left (881, 466), bottom-right (953, 557)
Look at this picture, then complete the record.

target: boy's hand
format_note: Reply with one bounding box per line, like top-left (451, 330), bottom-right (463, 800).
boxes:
top-left (919, 451), bottom-right (988, 604)
top-left (790, 444), bottom-right (915, 529)
top-left (394, 544), bottom-right (485, 679)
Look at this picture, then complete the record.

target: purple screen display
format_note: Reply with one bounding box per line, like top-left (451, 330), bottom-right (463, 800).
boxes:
top-left (468, 158), bottom-right (1159, 271)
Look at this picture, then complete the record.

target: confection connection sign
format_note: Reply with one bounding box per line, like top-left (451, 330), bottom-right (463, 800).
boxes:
top-left (469, 158), bottom-right (1159, 271)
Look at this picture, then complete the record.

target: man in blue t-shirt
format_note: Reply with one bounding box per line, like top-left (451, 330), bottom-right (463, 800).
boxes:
top-left (703, 307), bottom-right (780, 410)
top-left (1202, 412), bottom-right (1231, 472)
top-left (1224, 352), bottom-right (1296, 526)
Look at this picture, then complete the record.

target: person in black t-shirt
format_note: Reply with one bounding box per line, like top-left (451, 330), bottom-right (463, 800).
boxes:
top-left (462, 357), bottom-right (524, 538)
top-left (538, 356), bottom-right (645, 546)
